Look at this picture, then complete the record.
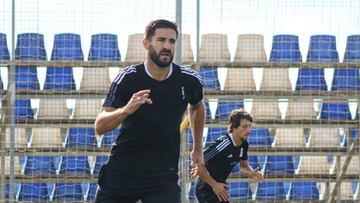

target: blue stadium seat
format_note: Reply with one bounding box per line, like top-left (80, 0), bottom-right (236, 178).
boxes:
top-left (15, 33), bottom-right (47, 61)
top-left (5, 183), bottom-right (21, 200)
top-left (215, 100), bottom-right (244, 121)
top-left (19, 183), bottom-right (49, 201)
top-left (93, 156), bottom-right (109, 174)
top-left (101, 128), bottom-right (120, 148)
top-left (45, 33), bottom-right (83, 90)
top-left (185, 128), bottom-right (193, 149)
top-left (15, 66), bottom-right (40, 90)
top-left (87, 183), bottom-right (98, 201)
top-left (205, 127), bottom-right (227, 147)
top-left (297, 35), bottom-right (338, 91)
top-left (248, 128), bottom-right (272, 146)
top-left (320, 103), bottom-right (352, 120)
top-left (289, 182), bottom-right (319, 200)
top-left (331, 68), bottom-right (360, 91)
top-left (188, 182), bottom-right (196, 200)
top-left (50, 33), bottom-right (84, 61)
top-left (88, 33), bottom-right (121, 61)
top-left (53, 183), bottom-right (83, 201)
top-left (265, 156), bottom-right (295, 175)
top-left (344, 35), bottom-right (360, 62)
top-left (199, 66), bottom-right (220, 90)
top-left (270, 34), bottom-right (302, 62)
top-left (232, 156), bottom-right (259, 174)
top-left (24, 156), bottom-right (56, 175)
top-left (0, 33), bottom-right (10, 89)
top-left (66, 128), bottom-right (97, 148)
top-left (204, 101), bottom-right (213, 120)
top-left (0, 33), bottom-right (10, 60)
top-left (59, 156), bottom-right (91, 175)
top-left (256, 182), bottom-right (286, 200)
top-left (229, 182), bottom-right (252, 200)
top-left (15, 99), bottom-right (34, 121)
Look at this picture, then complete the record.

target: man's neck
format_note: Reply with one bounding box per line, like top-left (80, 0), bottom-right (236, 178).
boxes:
top-left (145, 60), bottom-right (172, 81)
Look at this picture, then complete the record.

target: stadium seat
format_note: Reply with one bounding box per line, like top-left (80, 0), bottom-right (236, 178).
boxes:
top-left (215, 100), bottom-right (244, 121)
top-left (88, 33), bottom-right (121, 61)
top-left (233, 34), bottom-right (267, 62)
top-left (80, 67), bottom-right (111, 91)
top-left (0, 33), bottom-right (10, 60)
top-left (30, 128), bottom-right (62, 148)
top-left (328, 182), bottom-right (357, 200)
top-left (3, 156), bottom-right (23, 175)
top-left (199, 66), bottom-right (220, 90)
top-left (24, 156), bottom-right (56, 175)
top-left (87, 183), bottom-right (98, 201)
top-left (101, 128), bottom-right (120, 148)
top-left (72, 99), bottom-right (103, 119)
top-left (5, 128), bottom-right (28, 148)
top-left (45, 33), bottom-right (83, 90)
top-left (124, 33), bottom-right (146, 63)
top-left (296, 156), bottom-right (330, 175)
top-left (93, 156), bottom-right (109, 174)
top-left (174, 34), bottom-right (194, 64)
top-left (335, 156), bottom-right (360, 175)
top-left (265, 155), bottom-right (295, 175)
top-left (199, 33), bottom-right (231, 64)
top-left (262, 35), bottom-right (302, 91)
top-left (332, 35), bottom-right (360, 91)
top-left (224, 68), bottom-right (256, 91)
top-left (229, 182), bottom-right (252, 200)
top-left (36, 99), bottom-right (69, 119)
top-left (204, 127), bottom-right (227, 147)
top-left (19, 183), bottom-right (49, 201)
top-left (53, 183), bottom-right (83, 201)
top-left (188, 182), bottom-right (196, 200)
top-left (66, 128), bottom-right (97, 148)
top-left (15, 33), bottom-right (47, 61)
top-left (59, 156), bottom-right (91, 175)
top-left (204, 101), bottom-right (214, 120)
top-left (14, 33), bottom-right (46, 90)
top-left (272, 128), bottom-right (305, 148)
top-left (289, 182), bottom-right (320, 200)
top-left (285, 101), bottom-right (316, 120)
top-left (248, 128), bottom-right (272, 146)
top-left (15, 99), bottom-right (34, 121)
top-left (320, 102), bottom-right (352, 120)
top-left (296, 35), bottom-right (338, 91)
top-left (308, 128), bottom-right (340, 148)
top-left (5, 183), bottom-right (21, 200)
top-left (251, 100), bottom-right (281, 120)
top-left (256, 182), bottom-right (286, 200)
top-left (232, 156), bottom-right (260, 174)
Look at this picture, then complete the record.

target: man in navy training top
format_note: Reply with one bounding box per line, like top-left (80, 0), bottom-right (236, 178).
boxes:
top-left (94, 19), bottom-right (205, 203)
top-left (191, 109), bottom-right (264, 203)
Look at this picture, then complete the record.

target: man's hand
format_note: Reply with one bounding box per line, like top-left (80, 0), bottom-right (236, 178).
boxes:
top-left (124, 90), bottom-right (152, 115)
top-left (211, 182), bottom-right (229, 202)
top-left (190, 149), bottom-right (204, 168)
top-left (252, 167), bottom-right (264, 182)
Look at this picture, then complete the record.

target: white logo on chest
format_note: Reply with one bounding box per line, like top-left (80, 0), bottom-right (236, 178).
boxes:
top-left (239, 148), bottom-right (244, 157)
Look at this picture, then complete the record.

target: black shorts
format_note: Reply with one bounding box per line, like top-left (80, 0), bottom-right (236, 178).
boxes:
top-left (95, 162), bottom-right (180, 203)
top-left (195, 181), bottom-right (229, 203)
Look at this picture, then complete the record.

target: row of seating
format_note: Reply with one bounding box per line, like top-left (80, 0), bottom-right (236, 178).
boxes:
top-left (1, 33), bottom-right (360, 63)
top-left (1, 33), bottom-right (360, 92)
top-left (3, 127), bottom-right (118, 148)
top-left (5, 182), bottom-right (98, 201)
top-left (7, 99), bottom-right (359, 122)
top-left (187, 128), bottom-right (358, 148)
top-left (188, 181), bottom-right (359, 201)
top-left (1, 155), bottom-right (107, 175)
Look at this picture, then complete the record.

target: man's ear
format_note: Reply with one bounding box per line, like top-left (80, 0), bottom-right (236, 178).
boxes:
top-left (143, 38), bottom-right (149, 50)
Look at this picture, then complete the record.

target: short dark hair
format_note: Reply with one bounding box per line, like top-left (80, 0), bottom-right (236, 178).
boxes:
top-left (228, 109), bottom-right (254, 133)
top-left (145, 19), bottom-right (179, 40)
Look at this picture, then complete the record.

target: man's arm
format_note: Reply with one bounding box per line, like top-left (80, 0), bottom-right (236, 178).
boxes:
top-left (240, 160), bottom-right (264, 182)
top-left (95, 89), bottom-right (152, 135)
top-left (190, 163), bottom-right (229, 202)
top-left (188, 101), bottom-right (205, 165)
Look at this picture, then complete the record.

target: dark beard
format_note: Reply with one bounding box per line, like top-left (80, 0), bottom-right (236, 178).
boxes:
top-left (149, 45), bottom-right (173, 68)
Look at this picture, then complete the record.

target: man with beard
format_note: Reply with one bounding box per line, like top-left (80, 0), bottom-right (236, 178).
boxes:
top-left (94, 19), bottom-right (205, 203)
top-left (191, 109), bottom-right (264, 203)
